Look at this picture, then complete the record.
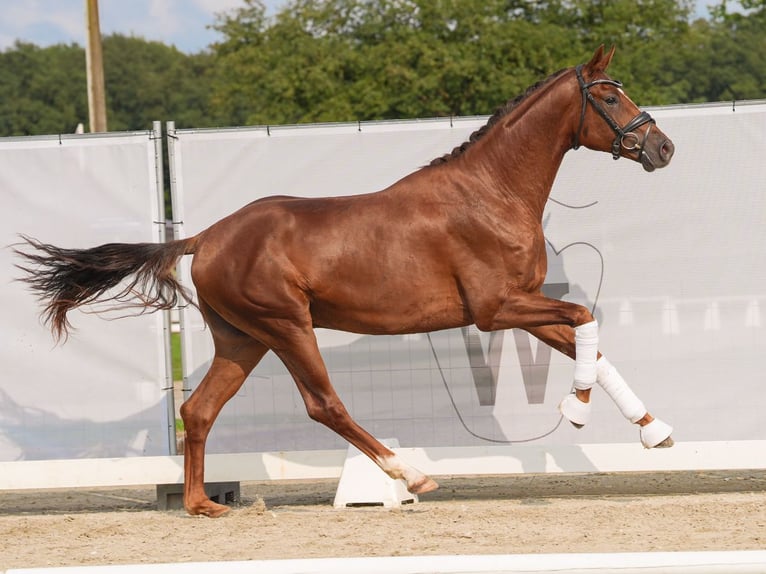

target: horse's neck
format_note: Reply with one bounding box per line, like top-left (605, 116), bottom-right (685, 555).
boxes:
top-left (465, 76), bottom-right (576, 217)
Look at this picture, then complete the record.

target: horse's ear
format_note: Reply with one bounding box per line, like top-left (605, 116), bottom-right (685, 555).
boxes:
top-left (585, 45), bottom-right (616, 74)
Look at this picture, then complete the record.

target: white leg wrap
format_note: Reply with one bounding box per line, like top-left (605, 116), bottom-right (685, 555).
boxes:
top-left (596, 356), bottom-right (646, 423)
top-left (558, 392), bottom-right (591, 426)
top-left (640, 418), bottom-right (674, 449)
top-left (573, 320), bottom-right (599, 390)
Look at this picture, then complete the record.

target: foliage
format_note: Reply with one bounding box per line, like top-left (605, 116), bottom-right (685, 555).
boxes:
top-left (103, 35), bottom-right (214, 131)
top-left (706, 0), bottom-right (766, 102)
top-left (0, 35), bottom-right (214, 135)
top-left (0, 0), bottom-right (763, 137)
top-left (208, 0), bottom-right (583, 124)
top-left (0, 42), bottom-right (88, 135)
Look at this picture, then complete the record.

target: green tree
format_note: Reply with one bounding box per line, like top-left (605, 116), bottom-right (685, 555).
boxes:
top-left (209, 0), bottom-right (585, 125)
top-left (1, 0), bottom-right (763, 138)
top-left (559, 0), bottom-right (699, 105)
top-left (0, 36), bottom-right (215, 137)
top-left (103, 34), bottom-right (214, 131)
top-left (704, 0), bottom-right (766, 101)
top-left (0, 42), bottom-right (88, 135)
top-left (208, 0), bottom-right (714, 124)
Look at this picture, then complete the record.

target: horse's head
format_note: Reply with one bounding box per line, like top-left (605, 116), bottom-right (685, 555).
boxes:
top-left (573, 45), bottom-right (674, 172)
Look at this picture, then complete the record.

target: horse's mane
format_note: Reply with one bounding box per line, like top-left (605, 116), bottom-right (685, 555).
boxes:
top-left (429, 68), bottom-right (569, 166)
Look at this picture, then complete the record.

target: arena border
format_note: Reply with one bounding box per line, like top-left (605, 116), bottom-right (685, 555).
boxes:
top-left (5, 551), bottom-right (766, 574)
top-left (1, 440), bottom-right (764, 491)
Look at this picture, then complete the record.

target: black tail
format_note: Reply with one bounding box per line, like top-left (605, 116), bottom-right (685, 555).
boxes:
top-left (14, 235), bottom-right (196, 342)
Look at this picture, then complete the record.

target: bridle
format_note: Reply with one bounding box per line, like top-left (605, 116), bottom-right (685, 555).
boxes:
top-left (573, 64), bottom-right (655, 161)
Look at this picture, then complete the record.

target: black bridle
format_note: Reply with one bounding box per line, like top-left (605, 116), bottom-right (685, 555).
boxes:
top-left (573, 64), bottom-right (655, 160)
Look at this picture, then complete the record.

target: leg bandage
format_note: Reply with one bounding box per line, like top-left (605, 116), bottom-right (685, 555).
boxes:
top-left (639, 418), bottom-right (674, 449)
top-left (573, 320), bottom-right (599, 390)
top-left (559, 392), bottom-right (591, 426)
top-left (596, 356), bottom-right (646, 423)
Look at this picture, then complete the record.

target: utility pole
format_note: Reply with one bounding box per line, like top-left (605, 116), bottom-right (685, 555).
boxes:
top-left (85, 0), bottom-right (107, 132)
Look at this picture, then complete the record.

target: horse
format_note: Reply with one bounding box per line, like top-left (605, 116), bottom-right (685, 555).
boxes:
top-left (16, 46), bottom-right (675, 518)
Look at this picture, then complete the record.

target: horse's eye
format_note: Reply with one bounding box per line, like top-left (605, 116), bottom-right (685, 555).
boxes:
top-left (604, 95), bottom-right (619, 106)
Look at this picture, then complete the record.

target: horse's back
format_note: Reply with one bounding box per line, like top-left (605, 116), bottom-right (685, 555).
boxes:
top-left (189, 173), bottom-right (474, 334)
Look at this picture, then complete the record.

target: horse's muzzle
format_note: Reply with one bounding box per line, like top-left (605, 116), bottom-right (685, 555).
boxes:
top-left (641, 138), bottom-right (674, 172)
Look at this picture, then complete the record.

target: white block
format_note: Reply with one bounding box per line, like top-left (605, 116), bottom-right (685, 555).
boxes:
top-left (333, 439), bottom-right (417, 508)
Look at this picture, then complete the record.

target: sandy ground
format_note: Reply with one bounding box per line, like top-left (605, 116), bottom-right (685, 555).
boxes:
top-left (1, 470), bottom-right (765, 570)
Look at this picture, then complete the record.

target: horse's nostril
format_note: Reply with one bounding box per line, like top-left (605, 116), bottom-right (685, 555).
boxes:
top-left (660, 140), bottom-right (675, 162)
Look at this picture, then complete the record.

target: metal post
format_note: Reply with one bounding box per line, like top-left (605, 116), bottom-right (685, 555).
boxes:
top-left (151, 121), bottom-right (178, 456)
top-left (165, 121), bottom-right (193, 407)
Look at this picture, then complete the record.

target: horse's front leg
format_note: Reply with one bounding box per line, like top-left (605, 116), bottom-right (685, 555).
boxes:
top-left (473, 291), bottom-right (601, 407)
top-left (524, 324), bottom-right (673, 448)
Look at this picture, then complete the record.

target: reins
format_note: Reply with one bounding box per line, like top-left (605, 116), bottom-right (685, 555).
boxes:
top-left (573, 64), bottom-right (656, 160)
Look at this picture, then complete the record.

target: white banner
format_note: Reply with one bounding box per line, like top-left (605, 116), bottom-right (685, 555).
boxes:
top-left (0, 131), bottom-right (170, 460)
top-left (170, 102), bottom-right (766, 453)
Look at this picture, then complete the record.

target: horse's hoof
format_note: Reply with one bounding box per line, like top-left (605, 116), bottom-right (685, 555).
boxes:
top-left (410, 477), bottom-right (439, 495)
top-left (640, 418), bottom-right (674, 449)
top-left (654, 436), bottom-right (675, 448)
top-left (558, 392), bottom-right (591, 427)
top-left (186, 499), bottom-right (232, 518)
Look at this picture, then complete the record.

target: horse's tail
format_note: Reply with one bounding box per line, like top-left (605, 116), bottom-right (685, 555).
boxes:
top-left (14, 235), bottom-right (199, 342)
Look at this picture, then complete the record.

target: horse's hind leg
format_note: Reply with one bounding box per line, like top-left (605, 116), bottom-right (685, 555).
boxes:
top-left (180, 303), bottom-right (269, 517)
top-left (272, 325), bottom-right (438, 495)
top-left (524, 324), bottom-right (673, 448)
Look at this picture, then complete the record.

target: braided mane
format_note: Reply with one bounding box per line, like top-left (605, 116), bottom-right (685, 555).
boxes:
top-left (430, 68), bottom-right (569, 166)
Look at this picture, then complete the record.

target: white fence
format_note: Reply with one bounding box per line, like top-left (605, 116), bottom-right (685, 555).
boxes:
top-left (168, 101), bottom-right (766, 455)
top-left (1, 102), bottom-right (765, 480)
top-left (0, 126), bottom-right (173, 461)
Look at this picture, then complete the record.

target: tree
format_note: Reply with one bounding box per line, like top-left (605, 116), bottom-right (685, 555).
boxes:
top-left (208, 0), bottom-right (718, 124)
top-left (0, 0), bottom-right (762, 138)
top-left (103, 35), bottom-right (214, 131)
top-left (0, 36), bottom-right (215, 137)
top-left (704, 0), bottom-right (766, 101)
top-left (0, 42), bottom-right (88, 135)
top-left (209, 0), bottom-right (586, 125)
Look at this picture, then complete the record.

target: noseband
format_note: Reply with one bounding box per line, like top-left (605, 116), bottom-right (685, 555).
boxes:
top-left (573, 64), bottom-right (655, 160)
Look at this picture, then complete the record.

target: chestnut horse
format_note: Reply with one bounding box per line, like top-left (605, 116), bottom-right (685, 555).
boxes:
top-left (17, 46), bottom-right (675, 517)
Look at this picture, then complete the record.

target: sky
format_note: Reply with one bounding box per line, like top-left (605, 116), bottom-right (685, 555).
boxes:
top-left (0, 0), bottom-right (285, 54)
top-left (1, 0), bottom-right (717, 55)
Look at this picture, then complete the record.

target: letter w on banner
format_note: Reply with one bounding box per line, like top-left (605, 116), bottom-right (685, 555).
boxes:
top-left (462, 282), bottom-right (569, 406)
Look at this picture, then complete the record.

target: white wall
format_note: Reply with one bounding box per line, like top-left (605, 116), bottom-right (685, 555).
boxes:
top-left (2, 102), bottom-right (763, 467)
top-left (0, 131), bottom-right (171, 461)
top-left (170, 102), bottom-right (766, 454)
